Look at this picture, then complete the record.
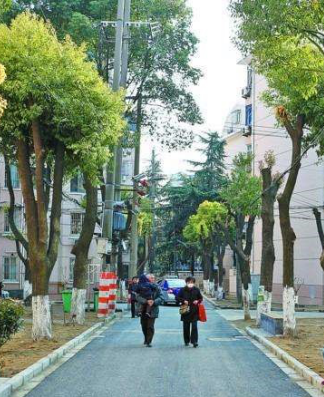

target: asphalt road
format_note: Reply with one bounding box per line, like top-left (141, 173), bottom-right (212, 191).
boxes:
top-left (23, 302), bottom-right (311, 397)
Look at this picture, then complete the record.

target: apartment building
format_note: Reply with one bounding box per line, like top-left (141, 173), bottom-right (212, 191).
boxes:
top-left (222, 58), bottom-right (324, 305)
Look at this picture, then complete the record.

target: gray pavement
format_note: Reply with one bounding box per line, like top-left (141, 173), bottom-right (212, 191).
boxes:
top-left (21, 302), bottom-right (312, 397)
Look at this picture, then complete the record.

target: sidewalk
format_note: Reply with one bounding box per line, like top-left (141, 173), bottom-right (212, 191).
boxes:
top-left (217, 309), bottom-right (324, 322)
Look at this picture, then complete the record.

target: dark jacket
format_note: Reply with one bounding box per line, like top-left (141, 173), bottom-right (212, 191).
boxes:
top-left (136, 283), bottom-right (164, 318)
top-left (128, 283), bottom-right (138, 302)
top-left (177, 286), bottom-right (203, 322)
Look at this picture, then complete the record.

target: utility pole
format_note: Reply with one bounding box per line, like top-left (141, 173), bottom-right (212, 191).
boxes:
top-left (115, 0), bottom-right (132, 203)
top-left (129, 96), bottom-right (142, 278)
top-left (149, 149), bottom-right (157, 273)
top-left (102, 0), bottom-right (125, 271)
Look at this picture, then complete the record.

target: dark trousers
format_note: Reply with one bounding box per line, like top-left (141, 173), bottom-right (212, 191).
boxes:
top-left (141, 316), bottom-right (156, 344)
top-left (131, 301), bottom-right (136, 318)
top-left (183, 321), bottom-right (198, 344)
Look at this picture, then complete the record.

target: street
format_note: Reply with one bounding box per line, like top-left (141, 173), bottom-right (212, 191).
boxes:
top-left (19, 302), bottom-right (311, 397)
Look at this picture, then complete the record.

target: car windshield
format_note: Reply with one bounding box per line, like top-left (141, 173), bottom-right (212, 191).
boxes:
top-left (167, 279), bottom-right (186, 288)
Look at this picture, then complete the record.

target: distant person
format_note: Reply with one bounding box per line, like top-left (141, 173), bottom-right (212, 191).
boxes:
top-left (177, 276), bottom-right (203, 348)
top-left (128, 276), bottom-right (139, 318)
top-left (136, 274), bottom-right (163, 347)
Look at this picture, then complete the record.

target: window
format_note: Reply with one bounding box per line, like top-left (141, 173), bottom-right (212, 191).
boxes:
top-left (3, 256), bottom-right (18, 282)
top-left (5, 165), bottom-right (20, 189)
top-left (71, 213), bottom-right (84, 235)
top-left (3, 208), bottom-right (21, 234)
top-left (245, 104), bottom-right (252, 127)
top-left (70, 174), bottom-right (85, 193)
top-left (69, 258), bottom-right (75, 282)
top-left (232, 110), bottom-right (241, 125)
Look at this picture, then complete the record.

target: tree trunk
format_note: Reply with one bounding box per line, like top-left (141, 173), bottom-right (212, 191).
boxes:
top-left (278, 115), bottom-right (304, 337)
top-left (71, 174), bottom-right (98, 325)
top-left (223, 214), bottom-right (255, 320)
top-left (17, 128), bottom-right (65, 340)
top-left (257, 167), bottom-right (279, 325)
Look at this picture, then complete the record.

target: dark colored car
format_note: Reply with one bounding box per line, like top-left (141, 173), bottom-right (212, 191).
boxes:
top-left (159, 278), bottom-right (186, 305)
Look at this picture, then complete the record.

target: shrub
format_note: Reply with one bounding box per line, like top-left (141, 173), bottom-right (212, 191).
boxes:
top-left (0, 299), bottom-right (24, 348)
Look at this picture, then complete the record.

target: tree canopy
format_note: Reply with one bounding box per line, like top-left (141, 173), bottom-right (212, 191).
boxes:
top-left (4, 0), bottom-right (203, 149)
top-left (0, 12), bottom-right (125, 177)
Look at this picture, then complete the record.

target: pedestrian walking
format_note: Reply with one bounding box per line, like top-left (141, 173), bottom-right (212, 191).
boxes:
top-left (177, 276), bottom-right (203, 348)
top-left (128, 276), bottom-right (139, 318)
top-left (136, 274), bottom-right (163, 347)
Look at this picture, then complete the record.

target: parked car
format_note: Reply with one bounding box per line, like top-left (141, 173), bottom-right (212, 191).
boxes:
top-left (159, 278), bottom-right (186, 305)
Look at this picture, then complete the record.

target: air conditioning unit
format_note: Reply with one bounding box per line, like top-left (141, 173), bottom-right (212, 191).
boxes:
top-left (241, 86), bottom-right (251, 99)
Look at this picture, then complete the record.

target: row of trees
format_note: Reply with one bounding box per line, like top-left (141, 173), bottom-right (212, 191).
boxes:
top-left (229, 0), bottom-right (324, 336)
top-left (0, 0), bottom-right (202, 339)
top-left (153, 1), bottom-right (324, 336)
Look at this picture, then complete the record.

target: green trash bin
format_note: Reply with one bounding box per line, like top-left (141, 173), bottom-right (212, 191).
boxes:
top-left (62, 290), bottom-right (72, 313)
top-left (94, 291), bottom-right (99, 312)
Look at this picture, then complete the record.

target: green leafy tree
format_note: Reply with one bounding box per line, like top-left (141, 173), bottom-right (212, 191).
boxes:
top-left (0, 13), bottom-right (124, 339)
top-left (220, 154), bottom-right (261, 320)
top-left (183, 201), bottom-right (228, 285)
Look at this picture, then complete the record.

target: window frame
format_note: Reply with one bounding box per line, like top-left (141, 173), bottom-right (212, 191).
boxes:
top-left (70, 212), bottom-right (85, 235)
top-left (4, 165), bottom-right (20, 189)
top-left (3, 255), bottom-right (18, 282)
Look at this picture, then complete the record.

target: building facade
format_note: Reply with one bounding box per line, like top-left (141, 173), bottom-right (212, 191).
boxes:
top-left (222, 60), bottom-right (324, 305)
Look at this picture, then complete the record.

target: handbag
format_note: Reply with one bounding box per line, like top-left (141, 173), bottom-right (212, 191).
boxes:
top-left (179, 304), bottom-right (190, 315)
top-left (198, 303), bottom-right (207, 322)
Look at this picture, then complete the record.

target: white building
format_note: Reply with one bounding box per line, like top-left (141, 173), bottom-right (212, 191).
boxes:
top-left (222, 59), bottom-right (324, 305)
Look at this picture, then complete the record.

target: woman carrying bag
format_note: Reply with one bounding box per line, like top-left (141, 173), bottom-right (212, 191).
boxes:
top-left (177, 276), bottom-right (204, 348)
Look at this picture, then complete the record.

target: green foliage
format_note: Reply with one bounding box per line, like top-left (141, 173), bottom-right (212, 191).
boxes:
top-left (183, 201), bottom-right (227, 243)
top-left (0, 12), bottom-right (125, 179)
top-left (230, 0), bottom-right (324, 153)
top-left (189, 132), bottom-right (227, 199)
top-left (221, 153), bottom-right (262, 217)
top-left (138, 198), bottom-right (153, 237)
top-left (0, 0), bottom-right (11, 18)
top-left (5, 0), bottom-right (202, 149)
top-left (0, 299), bottom-right (24, 347)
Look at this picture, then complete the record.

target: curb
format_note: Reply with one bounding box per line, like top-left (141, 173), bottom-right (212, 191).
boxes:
top-left (202, 294), bottom-right (246, 310)
top-left (0, 314), bottom-right (117, 397)
top-left (246, 327), bottom-right (324, 394)
top-left (202, 294), bottom-right (218, 308)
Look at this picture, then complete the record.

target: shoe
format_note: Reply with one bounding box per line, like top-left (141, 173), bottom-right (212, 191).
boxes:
top-left (193, 343), bottom-right (198, 348)
top-left (144, 341), bottom-right (147, 345)
top-left (146, 343), bottom-right (152, 348)
top-left (185, 343), bottom-right (189, 346)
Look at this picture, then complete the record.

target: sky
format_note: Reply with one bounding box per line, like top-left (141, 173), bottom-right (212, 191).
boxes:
top-left (140, 0), bottom-right (246, 176)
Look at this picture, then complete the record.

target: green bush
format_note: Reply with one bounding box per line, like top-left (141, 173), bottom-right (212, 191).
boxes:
top-left (0, 299), bottom-right (24, 347)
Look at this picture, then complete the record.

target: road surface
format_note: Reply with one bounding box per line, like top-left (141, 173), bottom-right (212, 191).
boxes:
top-left (20, 302), bottom-right (313, 397)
